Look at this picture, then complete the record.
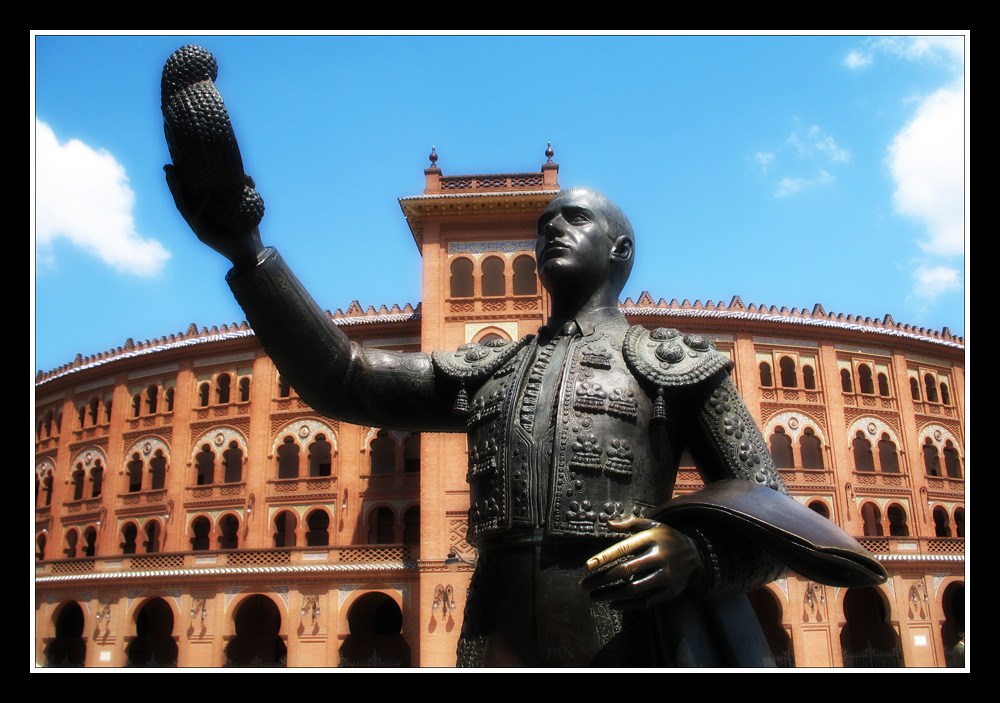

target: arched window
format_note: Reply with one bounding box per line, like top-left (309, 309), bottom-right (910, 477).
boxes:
top-left (909, 377), bottom-right (920, 400)
top-left (481, 256), bottom-right (506, 297)
top-left (218, 514), bottom-right (240, 550)
top-left (940, 382), bottom-right (951, 406)
top-left (877, 434), bottom-right (900, 474)
top-left (190, 516), bottom-right (211, 551)
top-left (88, 397), bottom-right (100, 425)
top-left (450, 258), bottom-right (474, 298)
top-left (149, 450), bottom-right (167, 490)
top-left (924, 374), bottom-right (939, 403)
top-left (223, 441), bottom-right (243, 483)
top-left (64, 529), bottom-right (79, 559)
top-left (131, 394), bottom-right (142, 419)
top-left (954, 507), bottom-right (965, 538)
top-left (512, 255), bottom-right (537, 295)
top-left (127, 454), bottom-right (144, 493)
top-left (198, 382), bottom-right (210, 408)
top-left (779, 357), bottom-right (797, 388)
top-left (144, 521), bottom-right (162, 553)
top-left (82, 527), bottom-right (98, 557)
top-left (238, 377), bottom-right (251, 403)
top-left (877, 373), bottom-right (890, 397)
top-left (369, 507), bottom-right (395, 544)
top-left (122, 523), bottom-right (138, 554)
top-left (943, 441), bottom-right (962, 478)
top-left (71, 464), bottom-right (86, 501)
top-left (308, 434), bottom-right (333, 477)
top-left (858, 365), bottom-right (874, 395)
top-left (887, 505), bottom-right (908, 536)
top-left (42, 473), bottom-right (53, 507)
top-left (146, 385), bottom-right (158, 414)
top-left (370, 430), bottom-right (396, 474)
top-left (861, 503), bottom-right (883, 537)
top-left (852, 432), bottom-right (875, 472)
top-left (164, 388), bottom-right (174, 413)
top-left (802, 365), bottom-right (816, 390)
top-left (278, 376), bottom-right (291, 398)
top-left (807, 501), bottom-right (830, 519)
top-left (195, 444), bottom-right (215, 485)
top-left (769, 427), bottom-right (794, 469)
top-left (276, 436), bottom-right (299, 479)
top-left (923, 438), bottom-right (941, 477)
top-left (305, 510), bottom-right (330, 546)
top-left (841, 369), bottom-right (853, 393)
top-left (273, 511), bottom-right (297, 548)
top-left (404, 434), bottom-right (420, 473)
top-left (90, 461), bottom-right (104, 498)
top-left (37, 533), bottom-right (47, 561)
top-left (800, 428), bottom-right (824, 470)
top-left (759, 362), bottom-right (773, 387)
top-left (216, 373), bottom-right (231, 405)
top-left (933, 507), bottom-right (951, 537)
top-left (39, 410), bottom-right (54, 439)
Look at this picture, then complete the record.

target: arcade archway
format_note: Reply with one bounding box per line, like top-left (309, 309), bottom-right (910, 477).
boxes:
top-left (840, 588), bottom-right (902, 667)
top-left (224, 594), bottom-right (286, 667)
top-left (339, 592), bottom-right (409, 667)
top-left (125, 597), bottom-right (178, 667)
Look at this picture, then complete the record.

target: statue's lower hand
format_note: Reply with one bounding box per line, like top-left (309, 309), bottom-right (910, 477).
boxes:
top-left (580, 517), bottom-right (704, 609)
top-left (165, 164), bottom-right (263, 271)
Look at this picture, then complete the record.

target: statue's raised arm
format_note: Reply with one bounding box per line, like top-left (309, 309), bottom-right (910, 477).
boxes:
top-left (162, 45), bottom-right (461, 432)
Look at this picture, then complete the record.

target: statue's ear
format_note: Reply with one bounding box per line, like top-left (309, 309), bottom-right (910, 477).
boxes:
top-left (611, 235), bottom-right (634, 264)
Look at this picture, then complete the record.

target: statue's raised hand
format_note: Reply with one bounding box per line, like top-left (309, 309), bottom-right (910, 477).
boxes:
top-left (164, 165), bottom-right (263, 270)
top-left (580, 517), bottom-right (705, 609)
top-left (161, 45), bottom-right (264, 270)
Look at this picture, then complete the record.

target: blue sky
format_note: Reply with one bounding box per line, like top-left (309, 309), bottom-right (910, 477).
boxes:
top-left (32, 33), bottom-right (967, 375)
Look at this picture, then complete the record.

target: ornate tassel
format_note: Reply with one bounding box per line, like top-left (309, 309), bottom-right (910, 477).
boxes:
top-left (452, 383), bottom-right (469, 416)
top-left (651, 386), bottom-right (666, 424)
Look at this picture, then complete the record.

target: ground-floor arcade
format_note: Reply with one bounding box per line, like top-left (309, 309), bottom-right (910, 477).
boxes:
top-left (35, 562), bottom-right (472, 668)
top-left (36, 563), bottom-right (963, 668)
top-left (750, 565), bottom-right (965, 668)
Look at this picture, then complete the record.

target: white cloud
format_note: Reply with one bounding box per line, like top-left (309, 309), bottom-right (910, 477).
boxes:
top-left (912, 265), bottom-right (962, 298)
top-left (843, 50), bottom-right (872, 69)
top-left (754, 151), bottom-right (775, 173)
top-left (846, 36), bottom-right (965, 71)
top-left (775, 170), bottom-right (834, 197)
top-left (886, 85), bottom-right (965, 257)
top-left (788, 125), bottom-right (850, 163)
top-left (35, 119), bottom-right (170, 276)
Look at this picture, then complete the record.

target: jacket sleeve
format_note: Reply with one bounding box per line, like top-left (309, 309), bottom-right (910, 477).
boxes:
top-left (662, 371), bottom-right (885, 595)
top-left (667, 372), bottom-right (790, 597)
top-left (226, 247), bottom-right (464, 432)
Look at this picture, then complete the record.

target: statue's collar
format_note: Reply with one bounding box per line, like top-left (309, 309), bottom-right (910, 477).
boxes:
top-left (540, 307), bottom-right (624, 342)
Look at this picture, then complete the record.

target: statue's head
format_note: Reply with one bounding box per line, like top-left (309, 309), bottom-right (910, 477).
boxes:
top-left (536, 188), bottom-right (635, 297)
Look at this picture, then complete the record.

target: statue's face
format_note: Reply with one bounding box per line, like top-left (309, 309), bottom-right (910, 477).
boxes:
top-left (536, 191), bottom-right (614, 292)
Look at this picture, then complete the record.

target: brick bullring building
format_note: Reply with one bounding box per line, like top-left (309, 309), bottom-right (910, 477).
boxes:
top-left (34, 152), bottom-right (965, 668)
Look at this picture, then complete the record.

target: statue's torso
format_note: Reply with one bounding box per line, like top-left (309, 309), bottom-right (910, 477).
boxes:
top-left (436, 316), bottom-right (730, 546)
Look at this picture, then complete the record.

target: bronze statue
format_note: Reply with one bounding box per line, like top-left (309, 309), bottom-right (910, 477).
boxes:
top-left (163, 46), bottom-right (887, 667)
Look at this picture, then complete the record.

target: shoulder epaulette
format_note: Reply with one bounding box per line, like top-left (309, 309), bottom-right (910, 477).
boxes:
top-left (623, 326), bottom-right (733, 388)
top-left (433, 336), bottom-right (534, 415)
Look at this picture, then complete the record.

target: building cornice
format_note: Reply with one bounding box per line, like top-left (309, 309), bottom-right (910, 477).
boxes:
top-left (399, 190), bottom-right (558, 248)
top-left (35, 561), bottom-right (419, 585)
top-left (36, 295), bottom-right (962, 388)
